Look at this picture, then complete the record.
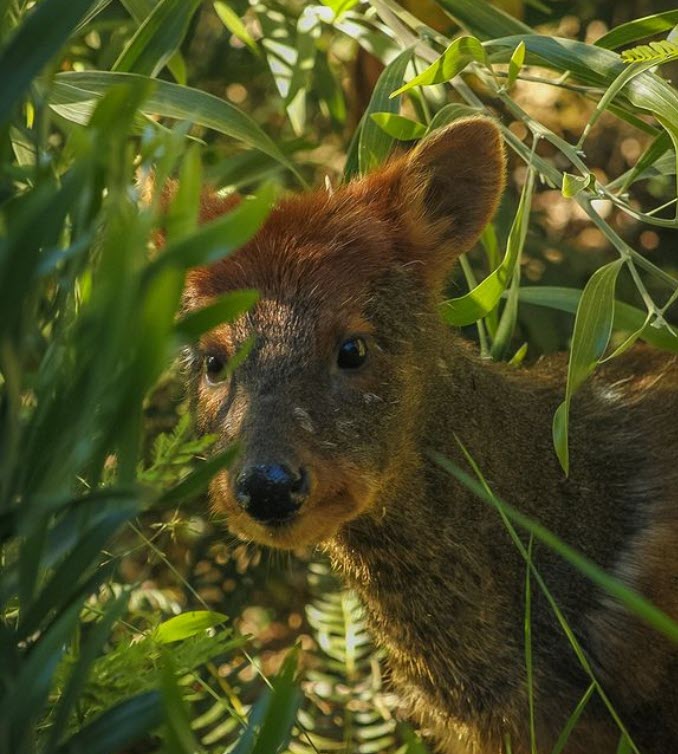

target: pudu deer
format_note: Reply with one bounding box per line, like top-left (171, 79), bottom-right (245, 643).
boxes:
top-left (182, 118), bottom-right (678, 754)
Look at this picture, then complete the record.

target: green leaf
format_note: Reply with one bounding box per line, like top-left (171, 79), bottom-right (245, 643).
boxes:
top-left (113, 0), bottom-right (202, 77)
top-left (46, 591), bottom-right (131, 751)
top-left (159, 652), bottom-right (202, 754)
top-left (370, 112), bottom-right (427, 140)
top-left (507, 40), bottom-right (525, 88)
top-left (441, 167), bottom-right (534, 326)
top-left (390, 36), bottom-right (490, 98)
top-left (0, 0), bottom-right (96, 124)
top-left (158, 445), bottom-right (239, 505)
top-left (154, 610), bottom-right (229, 644)
top-left (5, 598), bottom-right (84, 749)
top-left (231, 650), bottom-right (301, 754)
top-left (355, 47), bottom-right (413, 176)
top-left (51, 72), bottom-right (304, 184)
top-left (596, 10), bottom-right (678, 51)
top-left (434, 0), bottom-right (531, 41)
top-left (611, 130), bottom-right (672, 193)
top-left (427, 102), bottom-right (482, 132)
top-left (561, 172), bottom-right (595, 198)
top-left (552, 260), bottom-right (623, 475)
top-left (486, 35), bottom-right (678, 130)
top-left (214, 1), bottom-right (258, 54)
top-left (157, 183), bottom-right (275, 271)
top-left (515, 286), bottom-right (678, 354)
top-left (56, 692), bottom-right (163, 754)
top-left (175, 290), bottom-right (260, 342)
top-left (18, 506), bottom-right (136, 639)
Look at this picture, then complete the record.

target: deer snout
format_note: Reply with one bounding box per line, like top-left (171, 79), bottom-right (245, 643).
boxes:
top-left (234, 463), bottom-right (309, 525)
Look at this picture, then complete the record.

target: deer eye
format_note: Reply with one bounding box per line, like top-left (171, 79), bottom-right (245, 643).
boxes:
top-left (337, 337), bottom-right (368, 370)
top-left (204, 354), bottom-right (227, 384)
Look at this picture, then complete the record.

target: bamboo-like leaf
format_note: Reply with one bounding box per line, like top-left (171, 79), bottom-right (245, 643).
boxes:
top-left (370, 112), bottom-right (427, 140)
top-left (441, 168), bottom-right (534, 326)
top-left (231, 650), bottom-right (301, 754)
top-left (158, 446), bottom-right (239, 505)
top-left (562, 172), bottom-right (595, 198)
top-left (154, 610), bottom-right (229, 644)
top-left (113, 0), bottom-right (202, 77)
top-left (51, 72), bottom-right (304, 183)
top-left (486, 35), bottom-right (678, 131)
top-left (356, 47), bottom-right (413, 176)
top-left (175, 290), bottom-right (260, 342)
top-left (46, 591), bottom-right (131, 751)
top-left (156, 182), bottom-right (275, 271)
top-left (516, 286), bottom-right (678, 353)
top-left (552, 260), bottom-right (623, 474)
top-left (507, 40), bottom-right (525, 89)
top-left (427, 102), bottom-right (482, 132)
top-left (0, 0), bottom-right (96, 124)
top-left (214, 1), bottom-right (258, 54)
top-left (390, 36), bottom-right (491, 98)
top-left (56, 692), bottom-right (163, 754)
top-left (595, 10), bottom-right (678, 50)
top-left (159, 652), bottom-right (202, 754)
top-left (434, 0), bottom-right (531, 41)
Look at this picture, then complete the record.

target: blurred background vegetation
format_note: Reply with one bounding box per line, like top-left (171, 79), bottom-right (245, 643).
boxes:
top-left (1, 0), bottom-right (677, 752)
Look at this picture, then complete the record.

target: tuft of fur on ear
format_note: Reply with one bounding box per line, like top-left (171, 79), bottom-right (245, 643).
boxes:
top-left (399, 117), bottom-right (506, 285)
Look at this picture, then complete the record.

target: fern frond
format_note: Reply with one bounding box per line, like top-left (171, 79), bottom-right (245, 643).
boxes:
top-left (621, 39), bottom-right (678, 64)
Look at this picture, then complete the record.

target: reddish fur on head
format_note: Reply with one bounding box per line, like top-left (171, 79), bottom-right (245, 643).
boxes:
top-left (182, 117), bottom-right (506, 549)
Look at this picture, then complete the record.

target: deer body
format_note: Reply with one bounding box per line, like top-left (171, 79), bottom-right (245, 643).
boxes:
top-left (183, 119), bottom-right (678, 753)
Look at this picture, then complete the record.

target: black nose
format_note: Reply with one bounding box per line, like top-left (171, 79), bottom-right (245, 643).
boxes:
top-left (235, 464), bottom-right (309, 524)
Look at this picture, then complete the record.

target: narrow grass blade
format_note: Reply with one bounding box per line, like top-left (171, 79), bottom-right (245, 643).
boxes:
top-left (550, 683), bottom-right (596, 754)
top-left (525, 534), bottom-right (537, 754)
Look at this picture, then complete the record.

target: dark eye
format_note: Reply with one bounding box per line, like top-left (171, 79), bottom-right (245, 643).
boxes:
top-left (204, 354), bottom-right (227, 384)
top-left (337, 337), bottom-right (368, 370)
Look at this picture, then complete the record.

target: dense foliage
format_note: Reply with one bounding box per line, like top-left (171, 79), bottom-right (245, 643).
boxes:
top-left (1, 1), bottom-right (677, 753)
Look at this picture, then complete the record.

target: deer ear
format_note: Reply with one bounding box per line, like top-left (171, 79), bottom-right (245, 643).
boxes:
top-left (399, 117), bottom-right (506, 283)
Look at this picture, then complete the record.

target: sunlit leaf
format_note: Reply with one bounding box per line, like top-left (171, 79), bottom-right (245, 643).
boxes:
top-left (154, 610), bottom-right (229, 644)
top-left (441, 168), bottom-right (534, 326)
top-left (370, 112), bottom-right (427, 140)
top-left (552, 260), bottom-right (623, 474)
top-left (390, 36), bottom-right (490, 98)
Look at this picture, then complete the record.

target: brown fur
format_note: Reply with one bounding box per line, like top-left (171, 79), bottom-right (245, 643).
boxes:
top-left (180, 118), bottom-right (678, 753)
